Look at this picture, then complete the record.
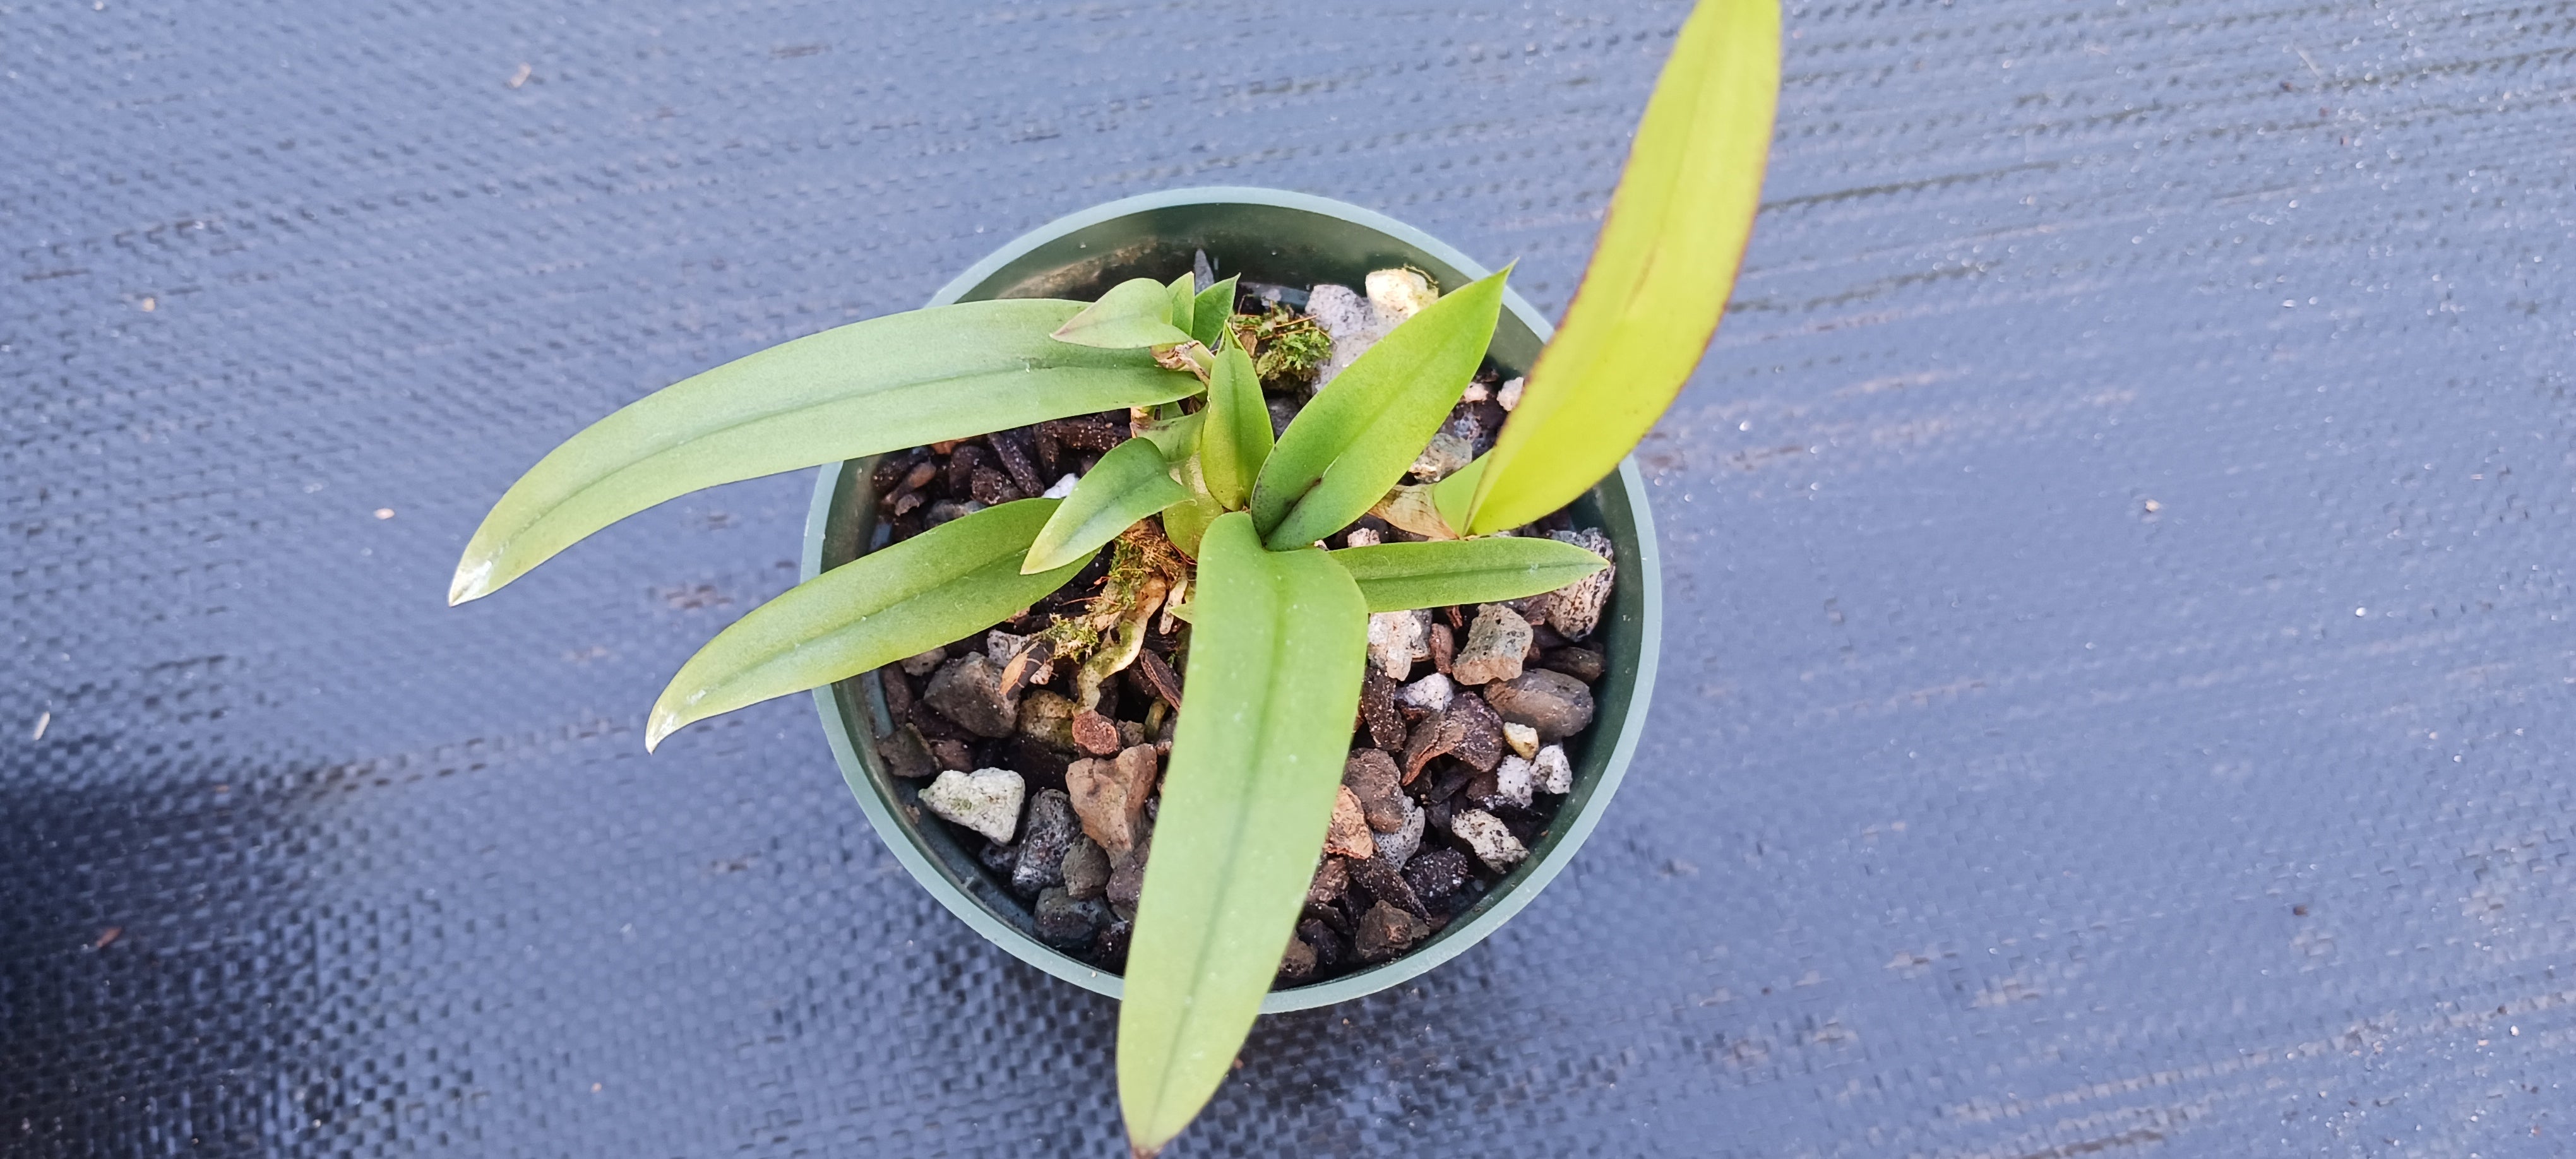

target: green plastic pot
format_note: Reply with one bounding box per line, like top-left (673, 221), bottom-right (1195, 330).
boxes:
top-left (802, 187), bottom-right (1661, 1011)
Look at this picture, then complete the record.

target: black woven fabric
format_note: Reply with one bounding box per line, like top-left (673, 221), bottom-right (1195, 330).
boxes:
top-left (9, 1), bottom-right (2573, 1155)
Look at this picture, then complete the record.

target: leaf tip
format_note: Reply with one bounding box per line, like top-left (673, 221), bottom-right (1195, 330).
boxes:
top-left (644, 704), bottom-right (686, 752)
top-left (447, 557), bottom-right (493, 606)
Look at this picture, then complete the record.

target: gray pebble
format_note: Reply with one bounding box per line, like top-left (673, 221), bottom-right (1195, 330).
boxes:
top-left (1481, 669), bottom-right (1595, 741)
top-left (1061, 835), bottom-right (1110, 900)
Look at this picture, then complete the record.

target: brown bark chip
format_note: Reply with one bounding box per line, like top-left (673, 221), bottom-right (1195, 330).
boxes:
top-left (1359, 670), bottom-right (1407, 751)
top-left (1324, 786), bottom-right (1377, 860)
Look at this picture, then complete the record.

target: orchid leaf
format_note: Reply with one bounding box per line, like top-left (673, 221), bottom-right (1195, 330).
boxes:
top-left (1138, 409), bottom-right (1207, 461)
top-left (1330, 536), bottom-right (1606, 613)
top-left (1429, 455), bottom-right (1484, 535)
top-left (1248, 270), bottom-right (1508, 550)
top-left (1119, 513), bottom-right (1368, 1158)
top-left (1166, 273), bottom-right (1199, 339)
top-left (1022, 438), bottom-right (1188, 574)
top-left (450, 300), bottom-right (1198, 605)
top-left (1460, 0), bottom-right (1780, 533)
top-left (1052, 278), bottom-right (1195, 349)
top-left (1196, 342), bottom-right (1272, 510)
top-left (646, 499), bottom-right (1081, 750)
top-left (1188, 276), bottom-right (1240, 349)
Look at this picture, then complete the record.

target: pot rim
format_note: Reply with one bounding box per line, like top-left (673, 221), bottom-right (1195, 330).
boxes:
top-left (803, 186), bottom-right (1661, 1011)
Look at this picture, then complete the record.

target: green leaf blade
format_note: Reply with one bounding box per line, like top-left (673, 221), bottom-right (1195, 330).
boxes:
top-left (450, 299), bottom-right (1198, 604)
top-left (1196, 343), bottom-right (1272, 510)
top-left (1248, 270), bottom-right (1509, 550)
top-left (1463, 0), bottom-right (1780, 533)
top-left (1188, 276), bottom-right (1240, 349)
top-left (647, 499), bottom-right (1083, 749)
top-left (1330, 536), bottom-right (1607, 612)
top-left (1052, 277), bottom-right (1195, 349)
top-left (1118, 513), bottom-right (1369, 1156)
top-left (1021, 437), bottom-right (1189, 574)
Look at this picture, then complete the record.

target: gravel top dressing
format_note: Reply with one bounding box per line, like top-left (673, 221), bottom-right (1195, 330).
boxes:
top-left (864, 263), bottom-right (1616, 987)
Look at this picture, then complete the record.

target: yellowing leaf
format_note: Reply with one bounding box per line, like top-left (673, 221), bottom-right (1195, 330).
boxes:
top-left (1462, 0), bottom-right (1780, 533)
top-left (1118, 513), bottom-right (1369, 1158)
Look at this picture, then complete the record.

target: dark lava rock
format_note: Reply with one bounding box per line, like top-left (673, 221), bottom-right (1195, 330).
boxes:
top-left (1011, 789), bottom-right (1077, 896)
top-left (1093, 918), bottom-right (1133, 968)
top-left (1344, 749), bottom-right (1407, 832)
top-left (978, 840), bottom-right (1020, 878)
top-left (924, 652), bottom-right (1019, 738)
top-left (1034, 887), bottom-right (1109, 948)
top-left (880, 669), bottom-right (916, 720)
top-left (1352, 901), bottom-right (1429, 962)
top-left (1402, 848), bottom-right (1473, 906)
top-left (1307, 857), bottom-right (1349, 908)
top-left (1061, 835), bottom-right (1110, 900)
top-left (929, 738), bottom-right (975, 772)
top-left (874, 725), bottom-right (936, 779)
top-left (1481, 669), bottom-right (1595, 741)
top-left (1106, 835), bottom-right (1150, 910)
top-left (1349, 853), bottom-right (1428, 920)
top-left (1445, 690), bottom-right (1506, 772)
top-left (1275, 934), bottom-right (1318, 985)
top-left (1299, 918), bottom-right (1348, 973)
top-left (977, 735), bottom-right (1068, 794)
top-left (970, 465), bottom-right (1018, 506)
top-left (1359, 671), bottom-right (1407, 751)
top-left (1540, 646), bottom-right (1606, 684)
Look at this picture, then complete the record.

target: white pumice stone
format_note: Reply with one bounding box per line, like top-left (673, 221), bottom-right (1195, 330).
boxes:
top-left (1453, 809), bottom-right (1529, 873)
top-left (1534, 744), bottom-right (1573, 794)
top-left (918, 768), bottom-right (1025, 843)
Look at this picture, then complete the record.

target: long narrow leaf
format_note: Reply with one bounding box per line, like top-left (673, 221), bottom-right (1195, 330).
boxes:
top-left (1460, 0), bottom-right (1780, 533)
top-left (1248, 271), bottom-right (1508, 550)
top-left (1331, 537), bottom-right (1606, 612)
top-left (1119, 513), bottom-right (1369, 1157)
top-left (1196, 343), bottom-right (1271, 510)
top-left (450, 299), bottom-right (1198, 604)
top-left (646, 499), bottom-right (1083, 750)
top-left (1054, 277), bottom-right (1195, 349)
top-left (1022, 438), bottom-right (1188, 574)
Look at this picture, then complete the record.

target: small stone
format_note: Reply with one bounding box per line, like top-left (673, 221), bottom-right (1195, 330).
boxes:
top-left (1011, 789), bottom-right (1078, 895)
top-left (1065, 746), bottom-right (1159, 857)
top-left (918, 768), bottom-right (1025, 843)
top-left (1353, 900), bottom-right (1430, 962)
top-left (874, 725), bottom-right (938, 778)
top-left (899, 646), bottom-right (947, 677)
top-left (1396, 672), bottom-right (1454, 716)
top-left (1307, 857), bottom-right (1349, 907)
top-left (986, 629), bottom-right (1035, 667)
top-left (929, 738), bottom-right (975, 772)
top-left (1071, 708), bottom-right (1123, 756)
top-left (1446, 689), bottom-right (1506, 772)
top-left (1018, 689), bottom-right (1079, 751)
top-left (1403, 847), bottom-right (1472, 903)
top-left (1306, 283), bottom-right (1383, 388)
top-left (1042, 473), bottom-right (1078, 499)
top-left (925, 498), bottom-right (984, 526)
top-left (1094, 917), bottom-right (1133, 967)
top-left (1061, 835), bottom-right (1111, 899)
top-left (1486, 755), bottom-right (1535, 809)
top-left (1460, 381), bottom-right (1490, 403)
top-left (1344, 749), bottom-right (1407, 832)
top-left (1501, 720), bottom-right (1540, 759)
top-left (1359, 671), bottom-right (1407, 751)
top-left (1325, 786), bottom-right (1376, 860)
top-left (1344, 526), bottom-right (1382, 549)
top-left (1366, 267), bottom-right (1438, 321)
top-left (1452, 809), bottom-right (1529, 873)
top-left (1429, 622), bottom-right (1455, 674)
top-left (1034, 887), bottom-right (1109, 948)
top-left (1349, 853), bottom-right (1428, 920)
top-left (1106, 835), bottom-right (1150, 910)
top-left (1366, 609), bottom-right (1430, 682)
top-left (924, 653), bottom-right (1019, 738)
top-left (1399, 708), bottom-right (1465, 783)
top-left (1374, 799), bottom-right (1425, 870)
top-left (1545, 529), bottom-right (1615, 641)
top-left (1452, 604), bottom-right (1532, 686)
top-left (1540, 646), bottom-right (1606, 684)
top-left (1484, 669), bottom-right (1595, 741)
top-left (1496, 376), bottom-right (1525, 411)
top-left (1276, 932), bottom-right (1318, 984)
top-left (1534, 745), bottom-right (1573, 794)
top-left (978, 840), bottom-right (1019, 877)
top-left (1299, 918), bottom-right (1348, 973)
top-left (1116, 719), bottom-right (1148, 749)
